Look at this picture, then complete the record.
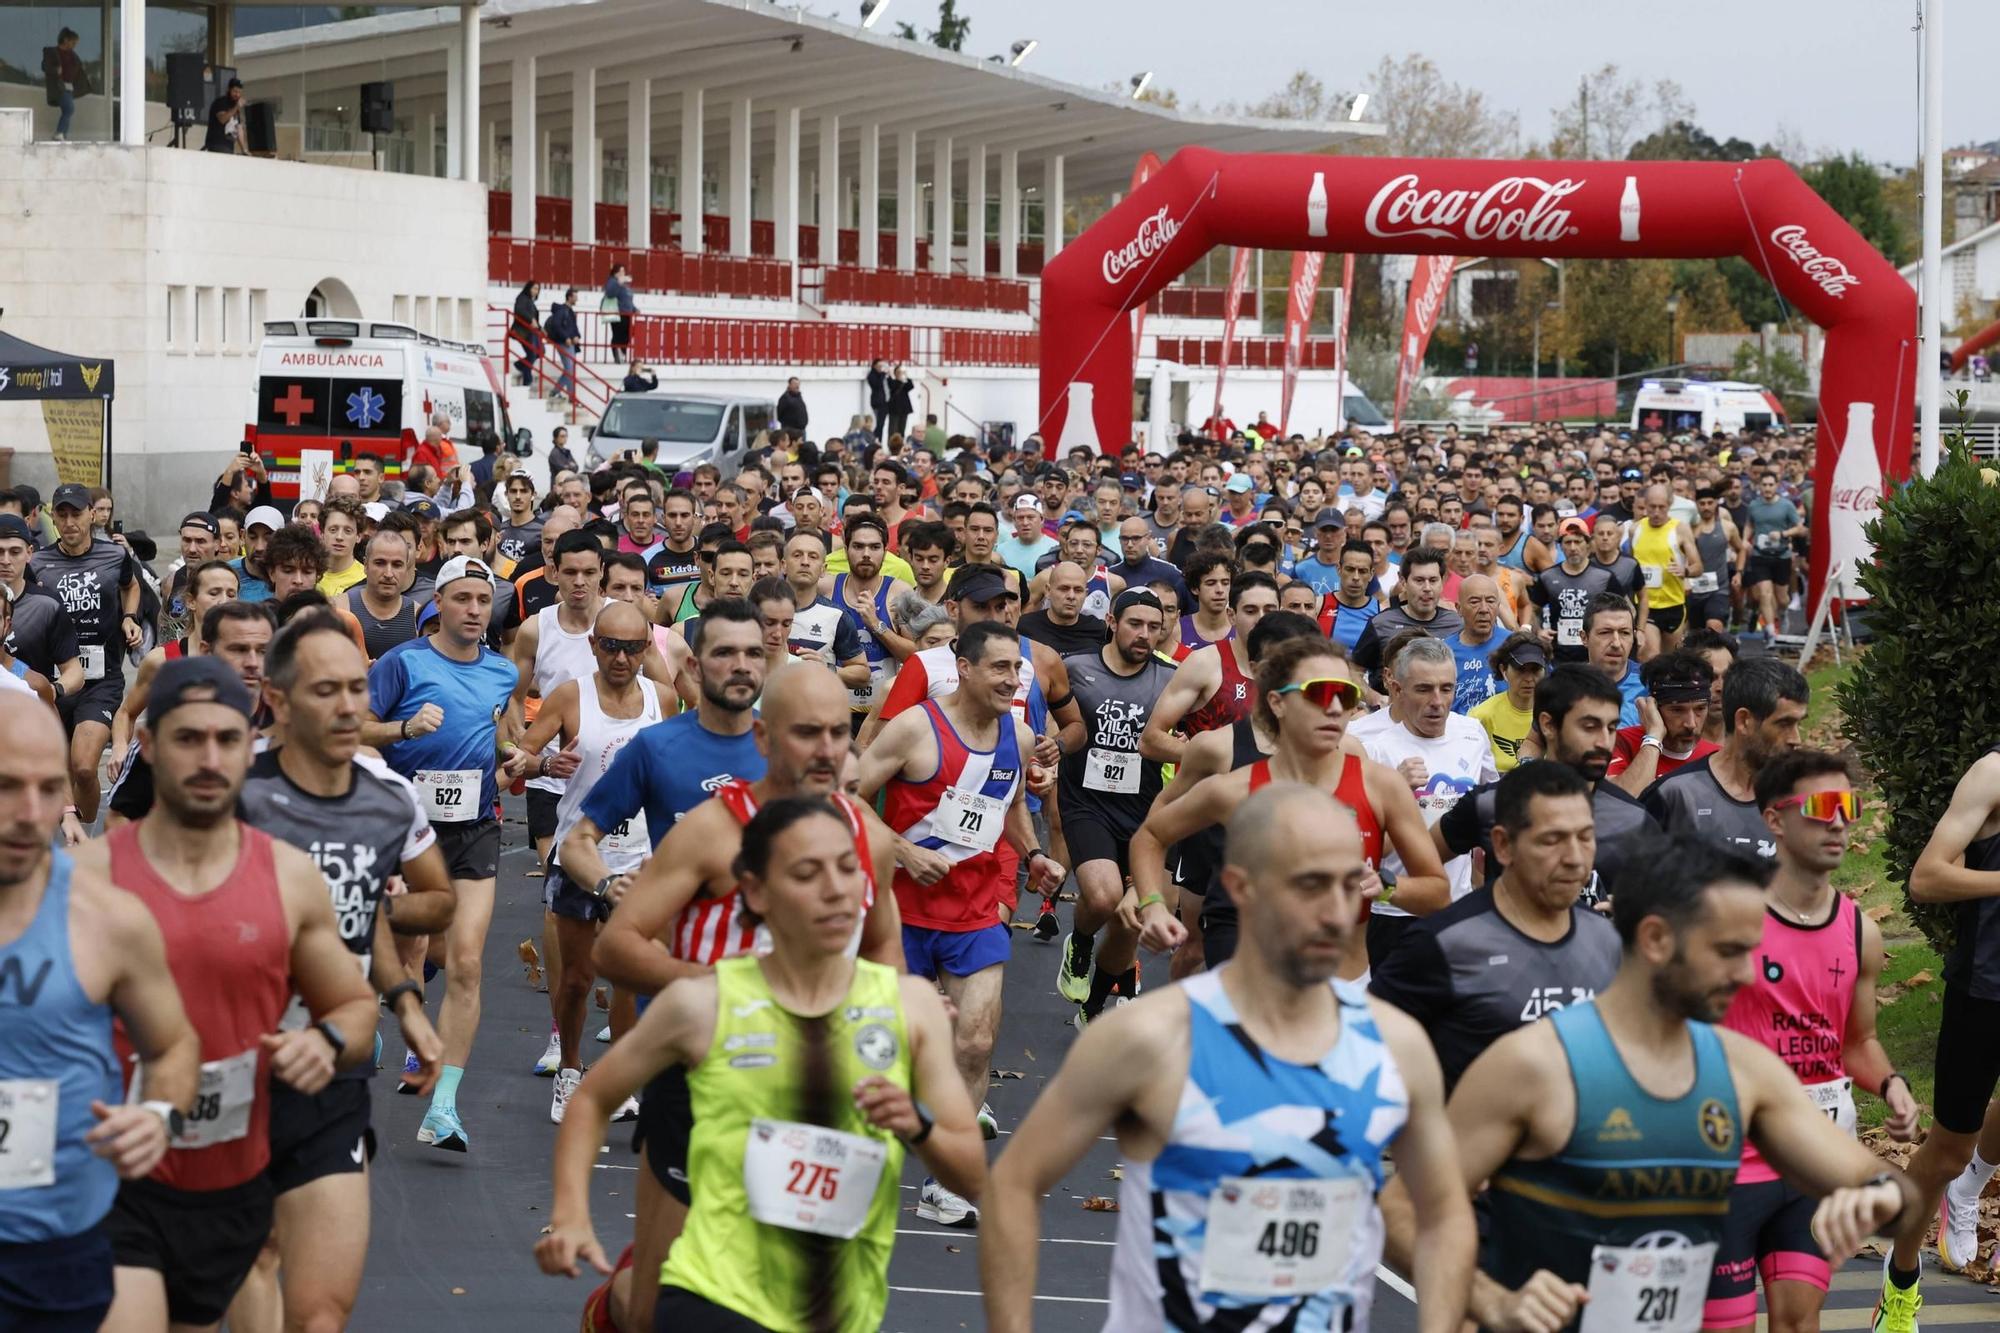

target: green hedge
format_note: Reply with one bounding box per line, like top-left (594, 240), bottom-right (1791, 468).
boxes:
top-left (1838, 441), bottom-right (2000, 956)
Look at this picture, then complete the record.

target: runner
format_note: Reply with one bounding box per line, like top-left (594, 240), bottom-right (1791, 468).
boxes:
top-left (1741, 472), bottom-right (1806, 639)
top-left (1529, 517), bottom-right (1615, 664)
top-left (227, 609), bottom-right (454, 1333)
top-left (1687, 486), bottom-right (1741, 634)
top-left (83, 656), bottom-right (377, 1331)
top-left (1704, 748), bottom-right (1917, 1333)
top-left (857, 620), bottom-right (1066, 1227)
top-left (495, 471), bottom-right (546, 574)
top-left (1129, 635), bottom-right (1448, 979)
top-left (106, 560), bottom-right (240, 787)
top-left (33, 482), bottom-right (142, 823)
top-left (0, 513), bottom-right (84, 700)
top-left (1052, 590), bottom-right (1175, 1025)
top-left (1631, 483), bottom-right (1703, 659)
top-left (345, 530), bottom-right (421, 662)
top-left (1469, 632), bottom-right (1545, 772)
top-left (1606, 650), bottom-right (1718, 797)
top-left (365, 555), bottom-right (520, 1152)
top-left (1319, 538), bottom-right (1384, 652)
top-left (0, 693), bottom-right (198, 1333)
top-left (780, 529), bottom-right (869, 688)
top-left (536, 796), bottom-right (982, 1333)
top-left (1382, 836), bottom-right (1916, 1333)
top-left (1017, 561), bottom-right (1108, 657)
top-left (1642, 657), bottom-right (1808, 861)
top-left (824, 515), bottom-right (911, 729)
top-left (1584, 592), bottom-right (1646, 726)
top-left (983, 782), bottom-right (1475, 1333)
top-left (1174, 551), bottom-right (1235, 656)
top-left (1350, 547), bottom-right (1463, 690)
top-left (1139, 570), bottom-right (1278, 764)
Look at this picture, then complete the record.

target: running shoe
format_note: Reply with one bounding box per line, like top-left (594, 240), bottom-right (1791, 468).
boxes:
top-left (1938, 1167), bottom-right (1984, 1271)
top-left (534, 1028), bottom-right (562, 1076)
top-left (1056, 931), bottom-right (1094, 1004)
top-left (551, 1068), bottom-right (582, 1125)
top-left (1870, 1261), bottom-right (1922, 1333)
top-left (394, 1050), bottom-right (422, 1094)
top-left (612, 1094), bottom-right (641, 1123)
top-left (977, 1102), bottom-right (998, 1141)
top-left (372, 1029), bottom-right (383, 1072)
top-left (418, 1104), bottom-right (469, 1152)
top-left (596, 1024), bottom-right (612, 1044)
top-left (1033, 898), bottom-right (1060, 942)
top-left (916, 1176), bottom-right (979, 1228)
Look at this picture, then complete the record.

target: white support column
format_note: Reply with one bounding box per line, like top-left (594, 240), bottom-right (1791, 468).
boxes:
top-left (965, 142), bottom-right (987, 277)
top-left (445, 40), bottom-right (464, 177)
top-left (118, 0), bottom-right (145, 143)
top-left (728, 97), bottom-right (753, 256)
top-left (539, 129), bottom-right (551, 192)
top-left (627, 78), bottom-right (651, 245)
top-left (423, 112), bottom-right (438, 176)
top-left (458, 3), bottom-right (480, 182)
top-left (486, 120), bottom-right (498, 187)
top-left (997, 148), bottom-right (1019, 279)
top-left (572, 67), bottom-right (596, 244)
top-left (679, 87), bottom-right (704, 253)
top-left (772, 104), bottom-right (800, 263)
top-left (895, 129), bottom-right (918, 271)
top-left (1045, 153), bottom-right (1065, 256)
top-left (858, 122), bottom-right (881, 270)
top-left (816, 113), bottom-right (840, 264)
top-left (930, 135), bottom-right (953, 274)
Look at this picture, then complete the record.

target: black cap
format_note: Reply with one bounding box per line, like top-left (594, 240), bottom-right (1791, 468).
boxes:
top-left (180, 512), bottom-right (219, 534)
top-left (402, 497), bottom-right (442, 521)
top-left (1314, 513), bottom-right (1346, 530)
top-left (51, 483), bottom-right (90, 511)
top-left (0, 516), bottom-right (33, 544)
top-left (146, 656), bottom-right (255, 730)
top-left (1503, 640), bottom-right (1550, 671)
top-left (945, 565), bottom-right (1014, 604)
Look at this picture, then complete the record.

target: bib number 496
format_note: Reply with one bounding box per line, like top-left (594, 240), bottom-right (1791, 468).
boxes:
top-left (1255, 1219), bottom-right (1320, 1260)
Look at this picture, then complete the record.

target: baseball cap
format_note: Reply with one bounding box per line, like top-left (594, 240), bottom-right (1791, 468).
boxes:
top-left (50, 483), bottom-right (90, 512)
top-left (1501, 640), bottom-right (1550, 672)
top-left (1120, 472), bottom-right (1146, 491)
top-left (1011, 494), bottom-right (1043, 514)
top-left (434, 554), bottom-right (494, 592)
top-left (0, 516), bottom-right (34, 544)
top-left (1557, 517), bottom-right (1591, 538)
top-left (146, 656), bottom-right (255, 730)
top-left (1036, 465), bottom-right (1069, 487)
top-left (180, 512), bottom-right (219, 535)
top-left (402, 497), bottom-right (442, 522)
top-left (1314, 513), bottom-right (1347, 530)
top-left (1224, 473), bottom-right (1255, 494)
top-left (945, 565), bottom-right (1015, 604)
top-left (245, 504), bottom-right (284, 532)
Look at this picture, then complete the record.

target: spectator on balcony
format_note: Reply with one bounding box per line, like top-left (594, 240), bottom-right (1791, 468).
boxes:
top-left (543, 286), bottom-right (582, 400)
top-left (865, 360), bottom-right (891, 438)
top-left (43, 29), bottom-right (87, 142)
top-left (883, 365), bottom-right (915, 443)
top-left (603, 263), bottom-right (637, 364)
top-left (623, 361), bottom-right (659, 394)
top-left (777, 377), bottom-right (810, 435)
top-left (204, 76), bottom-right (245, 153)
top-left (510, 281), bottom-right (542, 386)
top-left (1252, 411), bottom-right (1280, 442)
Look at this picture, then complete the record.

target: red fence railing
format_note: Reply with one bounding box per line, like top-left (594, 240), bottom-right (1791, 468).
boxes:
top-left (619, 317), bottom-right (1038, 369)
top-left (489, 237), bottom-right (792, 303)
top-left (1154, 336), bottom-right (1332, 370)
top-left (1150, 288), bottom-right (1258, 320)
top-left (819, 266), bottom-right (1030, 314)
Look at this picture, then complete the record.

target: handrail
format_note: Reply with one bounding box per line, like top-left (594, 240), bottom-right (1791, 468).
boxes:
top-left (488, 305), bottom-right (618, 423)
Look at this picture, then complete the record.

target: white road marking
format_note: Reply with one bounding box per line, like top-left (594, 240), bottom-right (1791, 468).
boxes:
top-left (890, 1285), bottom-right (1107, 1304)
top-left (895, 1228), bottom-right (1112, 1245)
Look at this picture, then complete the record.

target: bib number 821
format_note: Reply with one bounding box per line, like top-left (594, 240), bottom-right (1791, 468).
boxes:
top-left (785, 1159), bottom-right (841, 1202)
top-left (1255, 1219), bottom-right (1320, 1260)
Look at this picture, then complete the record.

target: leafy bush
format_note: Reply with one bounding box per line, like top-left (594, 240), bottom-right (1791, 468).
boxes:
top-left (1838, 437), bottom-right (2000, 955)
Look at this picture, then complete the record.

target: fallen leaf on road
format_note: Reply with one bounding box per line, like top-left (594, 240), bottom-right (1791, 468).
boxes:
top-left (1109, 1167), bottom-right (1124, 1180)
top-left (1866, 905), bottom-right (1894, 922)
top-left (993, 1070), bottom-right (1025, 1080)
top-left (1905, 970), bottom-right (1933, 987)
top-left (451, 1287), bottom-right (466, 1296)
top-left (945, 1245), bottom-right (961, 1254)
top-left (1082, 1196), bottom-right (1119, 1212)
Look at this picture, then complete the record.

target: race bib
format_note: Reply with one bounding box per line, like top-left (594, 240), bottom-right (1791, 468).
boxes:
top-left (600, 813), bottom-right (651, 867)
top-left (1807, 1077), bottom-right (1856, 1137)
top-left (176, 1047), bottom-right (259, 1149)
top-left (414, 768), bottom-right (481, 823)
top-left (1686, 572), bottom-right (1719, 594)
top-left (935, 787), bottom-right (1005, 853)
top-left (0, 1080), bottom-right (58, 1189)
top-left (1084, 747), bottom-right (1141, 795)
top-left (1198, 1175), bottom-right (1365, 1300)
top-left (1558, 620), bottom-right (1583, 647)
top-left (1641, 564), bottom-right (1665, 589)
top-left (1580, 1241), bottom-right (1715, 1333)
top-left (79, 644), bottom-right (106, 682)
top-left (742, 1118), bottom-right (888, 1240)
top-left (1756, 532), bottom-right (1788, 555)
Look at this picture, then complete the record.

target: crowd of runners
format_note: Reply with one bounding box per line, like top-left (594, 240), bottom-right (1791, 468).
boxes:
top-left (0, 417), bottom-right (1992, 1333)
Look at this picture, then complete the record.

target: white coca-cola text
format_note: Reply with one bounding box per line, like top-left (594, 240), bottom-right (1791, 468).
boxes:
top-left (1365, 173), bottom-right (1583, 244)
top-left (1768, 225), bottom-right (1860, 300)
top-left (1829, 484), bottom-right (1881, 514)
top-left (1409, 259), bottom-right (1453, 337)
top-left (1101, 205), bottom-right (1180, 285)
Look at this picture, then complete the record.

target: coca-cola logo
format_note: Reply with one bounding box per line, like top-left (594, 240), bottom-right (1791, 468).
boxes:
top-left (1101, 205), bottom-right (1180, 285)
top-left (1830, 484), bottom-right (1880, 514)
top-left (1768, 225), bottom-right (1860, 299)
top-left (1410, 261), bottom-right (1453, 335)
top-left (1365, 173), bottom-right (1583, 243)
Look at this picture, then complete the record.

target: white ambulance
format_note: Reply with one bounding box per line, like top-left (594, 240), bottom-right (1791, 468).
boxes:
top-left (1630, 379), bottom-right (1789, 437)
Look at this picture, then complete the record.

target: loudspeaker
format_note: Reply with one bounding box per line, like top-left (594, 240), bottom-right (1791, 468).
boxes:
top-left (243, 101), bottom-right (277, 156)
top-left (165, 52), bottom-right (206, 126)
top-left (359, 81), bottom-right (394, 135)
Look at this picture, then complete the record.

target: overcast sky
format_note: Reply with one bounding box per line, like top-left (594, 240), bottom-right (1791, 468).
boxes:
top-left (897, 0), bottom-right (1989, 165)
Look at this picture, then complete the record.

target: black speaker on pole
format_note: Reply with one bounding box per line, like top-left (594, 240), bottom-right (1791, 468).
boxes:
top-left (359, 81), bottom-right (394, 135)
top-left (243, 101), bottom-right (278, 156)
top-left (165, 53), bottom-right (206, 127)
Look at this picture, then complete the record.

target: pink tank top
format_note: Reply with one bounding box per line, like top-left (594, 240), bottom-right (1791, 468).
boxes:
top-left (1722, 894), bottom-right (1860, 1182)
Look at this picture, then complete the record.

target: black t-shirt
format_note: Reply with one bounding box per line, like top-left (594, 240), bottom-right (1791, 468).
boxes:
top-left (1438, 775), bottom-right (1662, 905)
top-left (1018, 610), bottom-right (1107, 658)
top-left (5, 586), bottom-right (79, 678)
top-left (1351, 603), bottom-right (1464, 688)
top-left (649, 543), bottom-right (702, 604)
top-left (204, 95), bottom-right (237, 151)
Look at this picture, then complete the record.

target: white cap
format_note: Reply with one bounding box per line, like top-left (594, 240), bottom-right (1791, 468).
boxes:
top-left (1012, 494), bottom-right (1043, 513)
top-left (362, 502), bottom-right (390, 522)
top-left (245, 504), bottom-right (285, 532)
top-left (434, 554), bottom-right (494, 591)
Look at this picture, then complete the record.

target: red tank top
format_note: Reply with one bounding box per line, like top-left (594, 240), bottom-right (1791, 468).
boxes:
top-left (164, 638), bottom-right (188, 661)
top-left (1181, 641), bottom-right (1255, 737)
top-left (109, 821), bottom-right (290, 1191)
top-left (882, 700), bottom-right (1022, 931)
top-left (1248, 754), bottom-right (1384, 867)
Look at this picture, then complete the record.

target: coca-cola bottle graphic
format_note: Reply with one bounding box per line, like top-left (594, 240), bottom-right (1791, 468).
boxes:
top-left (1619, 176), bottom-right (1641, 243)
top-left (1826, 401), bottom-right (1882, 587)
top-left (1306, 172), bottom-right (1328, 239)
top-left (1056, 382), bottom-right (1101, 456)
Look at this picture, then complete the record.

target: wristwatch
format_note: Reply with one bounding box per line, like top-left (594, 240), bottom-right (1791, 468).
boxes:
top-left (313, 1018), bottom-right (348, 1058)
top-left (141, 1100), bottom-right (185, 1139)
top-left (1640, 734), bottom-right (1663, 750)
top-left (593, 875), bottom-right (620, 899)
top-left (904, 1099), bottom-right (936, 1146)
top-left (380, 980), bottom-right (423, 1013)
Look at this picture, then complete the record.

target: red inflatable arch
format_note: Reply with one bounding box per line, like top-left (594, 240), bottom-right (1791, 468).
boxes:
top-left (1039, 149), bottom-right (1916, 608)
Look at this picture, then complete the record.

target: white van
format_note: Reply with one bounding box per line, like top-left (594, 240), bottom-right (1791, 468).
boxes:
top-left (587, 390), bottom-right (776, 475)
top-left (1630, 379), bottom-right (1789, 436)
top-left (246, 319), bottom-right (534, 502)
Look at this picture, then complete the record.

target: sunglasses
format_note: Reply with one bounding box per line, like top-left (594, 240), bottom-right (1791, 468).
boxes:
top-left (1774, 789), bottom-right (1860, 824)
top-left (1273, 676), bottom-right (1363, 711)
top-left (596, 636), bottom-right (649, 658)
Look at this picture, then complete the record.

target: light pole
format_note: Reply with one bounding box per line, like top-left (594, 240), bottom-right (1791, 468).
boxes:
top-left (1531, 300), bottom-right (1560, 422)
top-left (1664, 292), bottom-right (1681, 372)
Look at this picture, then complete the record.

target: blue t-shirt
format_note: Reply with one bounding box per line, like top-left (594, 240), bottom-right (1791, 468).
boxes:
top-left (1615, 660), bottom-right (1648, 728)
top-left (367, 638), bottom-right (518, 813)
top-left (1327, 598), bottom-right (1380, 652)
top-left (1290, 556), bottom-right (1344, 596)
top-left (1444, 630), bottom-right (1502, 714)
top-left (229, 557), bottom-right (273, 603)
top-left (995, 534), bottom-right (1058, 582)
top-left (580, 711), bottom-right (766, 846)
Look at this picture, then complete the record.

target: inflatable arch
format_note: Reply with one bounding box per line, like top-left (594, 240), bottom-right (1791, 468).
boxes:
top-left (1038, 149), bottom-right (1916, 605)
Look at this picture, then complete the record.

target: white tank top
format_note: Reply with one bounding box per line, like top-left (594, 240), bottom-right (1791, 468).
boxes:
top-left (529, 601), bottom-right (599, 794)
top-left (551, 674), bottom-right (665, 873)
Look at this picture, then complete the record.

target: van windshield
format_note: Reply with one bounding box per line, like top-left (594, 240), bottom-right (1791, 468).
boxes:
top-left (599, 397), bottom-right (726, 443)
top-left (1342, 393), bottom-right (1387, 428)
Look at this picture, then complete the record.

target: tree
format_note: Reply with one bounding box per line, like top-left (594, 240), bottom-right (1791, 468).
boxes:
top-left (1802, 153), bottom-right (1912, 267)
top-left (1362, 54), bottom-right (1519, 158)
top-left (1729, 341), bottom-right (1811, 419)
top-left (1246, 70), bottom-right (1331, 122)
top-left (893, 0), bottom-right (969, 51)
top-left (1550, 258), bottom-right (1675, 380)
top-left (1627, 119), bottom-right (1762, 163)
top-left (1545, 65), bottom-right (1693, 160)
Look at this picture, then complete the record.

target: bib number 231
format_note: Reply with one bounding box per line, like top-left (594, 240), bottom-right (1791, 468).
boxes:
top-left (1580, 1241), bottom-right (1715, 1333)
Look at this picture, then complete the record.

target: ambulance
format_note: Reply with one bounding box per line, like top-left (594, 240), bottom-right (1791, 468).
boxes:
top-left (1629, 379), bottom-right (1789, 437)
top-left (245, 319), bottom-right (533, 501)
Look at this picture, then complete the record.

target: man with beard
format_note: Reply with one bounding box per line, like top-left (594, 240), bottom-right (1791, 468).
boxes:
top-left (1380, 837), bottom-right (1916, 1333)
top-left (823, 515), bottom-right (911, 728)
top-left (1607, 650), bottom-right (1719, 796)
top-left (1642, 656), bottom-right (1808, 862)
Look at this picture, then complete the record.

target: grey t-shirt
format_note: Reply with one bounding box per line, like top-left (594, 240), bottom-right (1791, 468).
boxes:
top-left (1642, 755), bottom-right (1777, 861)
top-left (1745, 497), bottom-right (1802, 557)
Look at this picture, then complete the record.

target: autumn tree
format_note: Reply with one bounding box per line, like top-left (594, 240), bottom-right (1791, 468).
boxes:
top-left (1545, 65), bottom-right (1693, 159)
top-left (1802, 154), bottom-right (1912, 266)
top-left (893, 0), bottom-right (969, 50)
top-left (1362, 55), bottom-right (1519, 158)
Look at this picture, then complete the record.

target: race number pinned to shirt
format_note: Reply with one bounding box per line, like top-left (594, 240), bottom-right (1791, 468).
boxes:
top-left (0, 1079), bottom-right (59, 1188)
top-left (1558, 621), bottom-right (1584, 647)
top-left (600, 813), bottom-right (651, 866)
top-left (1807, 1077), bottom-right (1857, 1137)
top-left (1580, 1241), bottom-right (1715, 1333)
top-left (935, 787), bottom-right (1004, 853)
top-left (1641, 564), bottom-right (1665, 590)
top-left (742, 1118), bottom-right (888, 1240)
top-left (1686, 572), bottom-right (1719, 595)
top-left (1198, 1175), bottom-right (1365, 1300)
top-left (414, 769), bottom-right (480, 824)
top-left (1084, 747), bottom-right (1141, 795)
top-left (78, 644), bottom-right (106, 682)
top-left (175, 1047), bottom-right (260, 1150)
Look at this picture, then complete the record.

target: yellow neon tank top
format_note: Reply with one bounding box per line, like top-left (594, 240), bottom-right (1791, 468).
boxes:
top-left (1632, 516), bottom-right (1685, 609)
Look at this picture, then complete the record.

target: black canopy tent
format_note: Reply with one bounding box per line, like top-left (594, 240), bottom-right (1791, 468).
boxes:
top-left (0, 330), bottom-right (116, 488)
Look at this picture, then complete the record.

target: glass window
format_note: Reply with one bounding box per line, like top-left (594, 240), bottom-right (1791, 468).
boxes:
top-left (597, 397), bottom-right (725, 444)
top-left (0, 2), bottom-right (114, 142)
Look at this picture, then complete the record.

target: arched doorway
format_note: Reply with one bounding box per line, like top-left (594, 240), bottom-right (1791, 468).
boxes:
top-left (302, 278), bottom-right (362, 319)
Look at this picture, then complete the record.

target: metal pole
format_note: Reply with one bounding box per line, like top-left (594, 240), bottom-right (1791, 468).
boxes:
top-left (1919, 0), bottom-right (1945, 475)
top-left (1532, 313), bottom-right (1542, 421)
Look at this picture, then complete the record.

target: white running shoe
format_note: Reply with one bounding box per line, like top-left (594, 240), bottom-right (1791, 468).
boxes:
top-left (551, 1067), bottom-right (582, 1124)
top-left (916, 1176), bottom-right (979, 1228)
top-left (1938, 1164), bottom-right (1984, 1270)
top-left (612, 1094), bottom-right (641, 1123)
top-left (596, 1024), bottom-right (612, 1043)
top-left (533, 1029), bottom-right (561, 1076)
